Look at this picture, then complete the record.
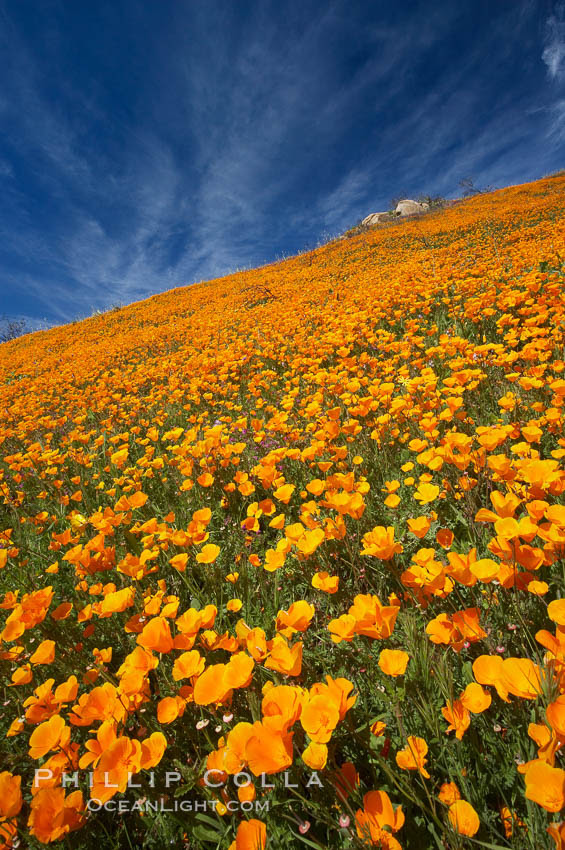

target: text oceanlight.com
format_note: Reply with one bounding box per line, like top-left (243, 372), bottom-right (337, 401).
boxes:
top-left (86, 799), bottom-right (270, 813)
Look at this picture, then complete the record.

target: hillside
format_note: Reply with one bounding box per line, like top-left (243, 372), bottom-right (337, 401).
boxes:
top-left (1, 175), bottom-right (565, 849)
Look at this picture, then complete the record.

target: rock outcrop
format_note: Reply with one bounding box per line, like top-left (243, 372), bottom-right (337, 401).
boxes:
top-left (361, 212), bottom-right (388, 226)
top-left (395, 199), bottom-right (429, 216)
top-left (361, 199), bottom-right (430, 227)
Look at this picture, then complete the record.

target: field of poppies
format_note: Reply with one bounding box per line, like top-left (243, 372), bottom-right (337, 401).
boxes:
top-left (0, 174), bottom-right (564, 849)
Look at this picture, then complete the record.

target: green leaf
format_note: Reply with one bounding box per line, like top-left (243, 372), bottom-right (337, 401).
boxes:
top-left (124, 529), bottom-right (142, 555)
top-left (288, 830), bottom-right (325, 849)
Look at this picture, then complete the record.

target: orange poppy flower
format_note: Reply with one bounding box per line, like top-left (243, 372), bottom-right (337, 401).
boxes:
top-left (436, 528), bottom-right (454, 549)
top-left (395, 736), bottom-right (430, 778)
top-left (273, 483), bottom-right (295, 503)
top-left (355, 790), bottom-right (405, 847)
top-left (276, 600), bottom-right (315, 637)
top-left (334, 761), bottom-right (360, 800)
top-left (229, 819), bottom-right (267, 850)
top-left (0, 771), bottom-right (22, 819)
top-left (51, 601), bottom-right (73, 620)
top-left (500, 657), bottom-right (543, 699)
top-left (261, 684), bottom-right (305, 732)
top-left (140, 731), bottom-right (167, 769)
top-left (243, 626), bottom-right (268, 662)
top-left (438, 781), bottom-right (461, 805)
top-left (448, 800), bottom-right (480, 836)
top-left (472, 654), bottom-right (509, 701)
top-left (361, 526), bottom-right (403, 560)
top-left (309, 676), bottom-right (356, 720)
top-left (264, 636), bottom-right (302, 676)
top-left (524, 760), bottom-right (565, 812)
top-left (29, 714), bottom-right (70, 760)
top-left (427, 607), bottom-right (486, 651)
top-left (10, 663), bottom-right (33, 686)
top-left (137, 616), bottom-right (174, 653)
top-left (378, 649), bottom-right (409, 677)
top-left (547, 695), bottom-right (565, 738)
top-left (193, 663), bottom-right (229, 705)
top-left (548, 821), bottom-right (565, 849)
top-left (28, 788), bottom-right (85, 844)
top-left (30, 639), bottom-right (56, 665)
top-left (172, 649), bottom-right (205, 681)
top-left (197, 472), bottom-right (214, 487)
top-left (328, 613), bottom-right (356, 643)
top-left (264, 549), bottom-right (285, 572)
top-left (224, 652), bottom-right (255, 689)
top-left (196, 543), bottom-right (221, 564)
top-left (157, 696), bottom-right (182, 724)
top-left (349, 593), bottom-right (399, 640)
top-left (78, 720), bottom-right (117, 769)
top-left (407, 515), bottom-right (432, 538)
top-left (91, 737), bottom-right (142, 803)
top-left (461, 682), bottom-right (491, 712)
top-left (69, 682), bottom-right (126, 726)
top-left (295, 528), bottom-right (325, 556)
top-left (302, 741), bottom-right (328, 769)
top-left (244, 722), bottom-right (293, 776)
top-left (300, 695), bottom-right (340, 743)
top-left (442, 699), bottom-right (470, 740)
top-left (169, 553), bottom-right (189, 571)
top-left (414, 482), bottom-right (440, 504)
top-left (311, 571), bottom-right (339, 593)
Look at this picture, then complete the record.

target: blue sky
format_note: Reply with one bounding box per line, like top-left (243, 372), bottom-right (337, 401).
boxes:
top-left (0, 0), bottom-right (564, 329)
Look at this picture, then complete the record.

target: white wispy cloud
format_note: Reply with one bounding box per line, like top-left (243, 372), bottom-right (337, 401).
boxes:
top-left (0, 0), bottom-right (562, 327)
top-left (548, 98), bottom-right (565, 139)
top-left (543, 3), bottom-right (565, 79)
top-left (313, 1), bottom-right (552, 230)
